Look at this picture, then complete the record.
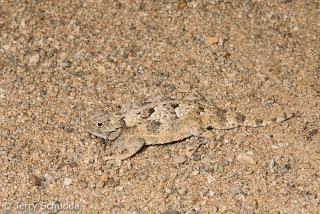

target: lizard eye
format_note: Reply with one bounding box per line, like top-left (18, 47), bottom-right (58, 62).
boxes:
top-left (97, 122), bottom-right (103, 127)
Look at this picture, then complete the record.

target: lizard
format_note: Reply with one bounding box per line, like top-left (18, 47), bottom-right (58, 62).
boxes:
top-left (85, 100), bottom-right (295, 160)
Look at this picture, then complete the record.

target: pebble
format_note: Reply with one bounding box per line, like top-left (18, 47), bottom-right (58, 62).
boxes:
top-left (218, 37), bottom-right (224, 47)
top-left (220, 2), bottom-right (226, 10)
top-left (218, 165), bottom-right (224, 173)
top-left (63, 177), bottom-right (72, 186)
top-left (177, 0), bottom-right (187, 9)
top-left (263, 134), bottom-right (273, 140)
top-left (208, 189), bottom-right (215, 197)
top-left (236, 153), bottom-right (255, 164)
top-left (230, 186), bottom-right (242, 195)
top-left (178, 187), bottom-right (188, 195)
top-left (191, 170), bottom-right (199, 176)
top-left (177, 84), bottom-right (191, 93)
top-left (201, 156), bottom-right (211, 166)
top-left (28, 52), bottom-right (39, 65)
top-left (226, 155), bottom-right (235, 163)
top-left (32, 175), bottom-right (42, 186)
top-left (60, 61), bottom-right (72, 69)
top-left (280, 164), bottom-right (291, 174)
top-left (173, 155), bottom-right (187, 164)
top-left (242, 197), bottom-right (257, 211)
top-left (44, 174), bottom-right (53, 181)
top-left (31, 153), bottom-right (41, 161)
top-left (2, 44), bottom-right (10, 50)
top-left (83, 157), bottom-right (90, 164)
top-left (270, 158), bottom-right (275, 169)
top-left (96, 181), bottom-right (104, 188)
top-left (88, 181), bottom-right (96, 189)
top-left (207, 175), bottom-right (216, 184)
top-left (164, 209), bottom-right (180, 214)
top-left (204, 36), bottom-right (219, 47)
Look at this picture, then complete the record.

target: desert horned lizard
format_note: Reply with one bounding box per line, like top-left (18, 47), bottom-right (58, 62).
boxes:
top-left (86, 100), bottom-right (295, 160)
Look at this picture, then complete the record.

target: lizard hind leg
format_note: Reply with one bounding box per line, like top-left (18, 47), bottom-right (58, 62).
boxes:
top-left (185, 130), bottom-right (216, 158)
top-left (185, 136), bottom-right (213, 159)
top-left (103, 136), bottom-right (146, 161)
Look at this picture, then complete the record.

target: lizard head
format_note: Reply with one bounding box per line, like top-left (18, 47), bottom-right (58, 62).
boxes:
top-left (85, 109), bottom-right (124, 140)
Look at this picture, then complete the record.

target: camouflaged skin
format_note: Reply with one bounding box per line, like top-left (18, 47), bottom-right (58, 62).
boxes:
top-left (86, 100), bottom-right (295, 160)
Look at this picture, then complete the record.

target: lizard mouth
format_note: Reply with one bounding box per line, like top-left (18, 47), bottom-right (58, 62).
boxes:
top-left (85, 125), bottom-right (108, 140)
top-left (87, 130), bottom-right (107, 140)
top-left (85, 125), bottom-right (121, 140)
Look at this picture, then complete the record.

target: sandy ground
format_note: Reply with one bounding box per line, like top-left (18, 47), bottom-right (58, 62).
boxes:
top-left (0, 0), bottom-right (319, 213)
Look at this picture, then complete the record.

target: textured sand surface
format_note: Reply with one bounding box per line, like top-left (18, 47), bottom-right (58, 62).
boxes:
top-left (0, 0), bottom-right (319, 213)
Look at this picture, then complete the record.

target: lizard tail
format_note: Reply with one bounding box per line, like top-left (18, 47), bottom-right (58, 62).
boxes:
top-left (208, 112), bottom-right (296, 130)
top-left (243, 112), bottom-right (296, 127)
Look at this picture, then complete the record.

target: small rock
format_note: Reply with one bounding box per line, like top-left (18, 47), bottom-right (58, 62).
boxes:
top-left (29, 52), bottom-right (40, 66)
top-left (191, 170), bottom-right (199, 176)
top-left (307, 129), bottom-right (318, 139)
top-left (69, 162), bottom-right (78, 168)
top-left (282, 122), bottom-right (289, 130)
top-left (220, 2), bottom-right (226, 10)
top-left (59, 52), bottom-right (68, 60)
top-left (32, 175), bottom-right (42, 186)
top-left (88, 181), bottom-right (96, 189)
top-left (165, 188), bottom-right (172, 194)
top-left (280, 0), bottom-right (292, 3)
top-left (115, 204), bottom-right (124, 209)
top-left (83, 157), bottom-right (90, 164)
top-left (173, 155), bottom-right (187, 164)
top-left (44, 174), bottom-right (53, 181)
top-left (269, 158), bottom-right (275, 169)
top-left (204, 36), bottom-right (219, 47)
top-left (218, 37), bottom-right (224, 47)
top-left (107, 177), bottom-right (120, 188)
top-left (29, 85), bottom-right (36, 92)
top-left (201, 156), bottom-right (211, 166)
top-left (178, 84), bottom-right (191, 93)
top-left (236, 153), bottom-right (255, 164)
top-left (163, 84), bottom-right (176, 92)
top-left (63, 177), bottom-right (72, 186)
top-left (101, 174), bottom-right (109, 182)
top-left (97, 64), bottom-right (106, 74)
top-left (280, 164), bottom-right (291, 174)
top-left (2, 44), bottom-right (10, 50)
top-left (263, 134), bottom-right (273, 140)
top-left (261, 161), bottom-right (268, 169)
top-left (178, 187), bottom-right (188, 195)
top-left (226, 155), bottom-right (235, 163)
top-left (60, 61), bottom-right (72, 69)
top-left (208, 189), bottom-right (215, 196)
top-left (65, 127), bottom-right (73, 132)
top-left (218, 165), bottom-right (224, 173)
top-left (212, 206), bottom-right (218, 213)
top-left (207, 175), bottom-right (216, 184)
top-left (96, 181), bottom-right (104, 188)
top-left (242, 197), bottom-right (257, 211)
top-left (164, 209), bottom-right (180, 214)
top-left (230, 186), bottom-right (241, 195)
top-left (152, 72), bottom-right (168, 77)
top-left (57, 89), bottom-right (69, 101)
top-left (192, 153), bottom-right (201, 161)
top-left (221, 158), bottom-right (230, 166)
top-left (177, 0), bottom-right (187, 9)
top-left (32, 153), bottom-right (40, 161)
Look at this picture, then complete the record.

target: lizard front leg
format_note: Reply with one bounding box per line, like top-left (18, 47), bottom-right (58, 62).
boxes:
top-left (103, 136), bottom-right (146, 161)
